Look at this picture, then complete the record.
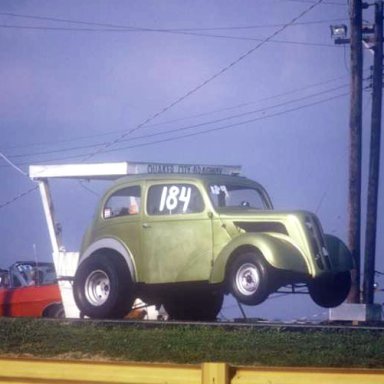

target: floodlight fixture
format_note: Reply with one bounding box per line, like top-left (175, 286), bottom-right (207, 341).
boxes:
top-left (330, 24), bottom-right (350, 45)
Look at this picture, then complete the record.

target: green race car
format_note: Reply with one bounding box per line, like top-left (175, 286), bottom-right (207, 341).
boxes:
top-left (73, 168), bottom-right (353, 321)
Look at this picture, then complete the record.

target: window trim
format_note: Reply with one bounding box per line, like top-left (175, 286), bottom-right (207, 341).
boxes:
top-left (102, 185), bottom-right (141, 220)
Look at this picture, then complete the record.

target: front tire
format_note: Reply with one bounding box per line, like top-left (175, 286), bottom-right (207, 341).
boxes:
top-left (45, 304), bottom-right (65, 318)
top-left (73, 254), bottom-right (134, 319)
top-left (228, 252), bottom-right (271, 305)
top-left (308, 271), bottom-right (351, 308)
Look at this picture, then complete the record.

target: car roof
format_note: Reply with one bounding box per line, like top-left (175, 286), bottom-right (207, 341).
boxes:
top-left (111, 173), bottom-right (265, 189)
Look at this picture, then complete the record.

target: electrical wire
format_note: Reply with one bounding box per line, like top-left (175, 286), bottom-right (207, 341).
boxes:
top-left (0, 153), bottom-right (36, 210)
top-left (0, 87), bottom-right (348, 209)
top-left (7, 89), bottom-right (349, 166)
top-left (109, 92), bottom-right (349, 152)
top-left (2, 73), bottom-right (355, 153)
top-left (0, 23), bottom-right (338, 48)
top-left (2, 72), bottom-right (370, 168)
top-left (0, 185), bottom-right (38, 210)
top-left (5, 82), bottom-right (350, 161)
top-left (81, 0), bottom-right (325, 162)
top-left (78, 181), bottom-right (101, 197)
top-left (167, 18), bottom-right (348, 31)
top-left (279, 0), bottom-right (346, 5)
top-left (0, 11), bottom-right (347, 30)
top-left (0, 0), bottom-right (329, 208)
top-left (0, 151), bottom-right (27, 176)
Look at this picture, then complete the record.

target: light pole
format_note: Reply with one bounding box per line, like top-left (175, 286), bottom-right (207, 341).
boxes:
top-left (331, 1), bottom-right (383, 313)
top-left (363, 0), bottom-right (383, 305)
top-left (331, 0), bottom-right (364, 304)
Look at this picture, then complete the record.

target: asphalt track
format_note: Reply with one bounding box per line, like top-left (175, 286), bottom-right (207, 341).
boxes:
top-left (64, 317), bottom-right (384, 331)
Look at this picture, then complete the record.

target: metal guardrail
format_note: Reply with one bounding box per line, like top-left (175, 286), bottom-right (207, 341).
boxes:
top-left (0, 358), bottom-right (383, 384)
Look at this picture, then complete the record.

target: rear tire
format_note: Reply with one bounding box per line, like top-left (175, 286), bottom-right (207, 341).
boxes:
top-left (308, 271), bottom-right (351, 308)
top-left (164, 290), bottom-right (223, 321)
top-left (73, 254), bottom-right (134, 319)
top-left (228, 251), bottom-right (271, 305)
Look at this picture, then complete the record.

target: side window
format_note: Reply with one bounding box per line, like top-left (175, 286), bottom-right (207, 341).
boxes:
top-left (0, 271), bottom-right (9, 288)
top-left (103, 186), bottom-right (141, 219)
top-left (147, 184), bottom-right (204, 215)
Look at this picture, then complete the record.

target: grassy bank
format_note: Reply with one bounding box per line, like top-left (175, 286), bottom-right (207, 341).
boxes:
top-left (0, 318), bottom-right (383, 367)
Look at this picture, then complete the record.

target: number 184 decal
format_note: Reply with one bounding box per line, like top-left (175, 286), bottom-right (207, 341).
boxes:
top-left (159, 185), bottom-right (192, 213)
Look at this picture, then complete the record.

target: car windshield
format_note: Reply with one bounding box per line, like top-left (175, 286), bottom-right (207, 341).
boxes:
top-left (208, 184), bottom-right (269, 210)
top-left (15, 263), bottom-right (57, 286)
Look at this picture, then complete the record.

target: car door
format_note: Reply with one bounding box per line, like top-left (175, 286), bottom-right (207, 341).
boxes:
top-left (141, 182), bottom-right (213, 284)
top-left (0, 271), bottom-right (58, 317)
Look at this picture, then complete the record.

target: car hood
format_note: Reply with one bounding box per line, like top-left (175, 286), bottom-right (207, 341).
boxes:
top-left (215, 208), bottom-right (313, 221)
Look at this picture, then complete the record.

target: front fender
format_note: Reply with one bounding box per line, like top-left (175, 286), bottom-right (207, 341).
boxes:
top-left (210, 233), bottom-right (309, 284)
top-left (324, 234), bottom-right (354, 271)
top-left (80, 237), bottom-right (137, 282)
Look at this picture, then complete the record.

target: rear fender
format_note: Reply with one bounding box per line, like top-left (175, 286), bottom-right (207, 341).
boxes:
top-left (80, 238), bottom-right (137, 282)
top-left (324, 234), bottom-right (354, 271)
top-left (210, 233), bottom-right (309, 284)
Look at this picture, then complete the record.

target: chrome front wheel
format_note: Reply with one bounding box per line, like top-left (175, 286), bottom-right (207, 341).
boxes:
top-left (235, 262), bottom-right (261, 296)
top-left (229, 252), bottom-right (270, 305)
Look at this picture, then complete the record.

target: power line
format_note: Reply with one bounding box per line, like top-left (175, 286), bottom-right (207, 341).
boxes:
top-left (0, 11), bottom-right (138, 29)
top-left (3, 73), bottom-right (354, 153)
top-left (0, 151), bottom-right (27, 176)
top-left (168, 18), bottom-right (348, 31)
top-left (8, 142), bottom-right (103, 160)
top-left (140, 77), bottom-right (349, 126)
top-left (6, 82), bottom-right (350, 161)
top-left (150, 69), bottom-right (369, 125)
top-left (8, 89), bottom-right (349, 166)
top-left (0, 0), bottom-right (336, 161)
top-left (279, 0), bottom-right (346, 5)
top-left (0, 8), bottom-right (343, 48)
top-left (81, 0), bottom-right (325, 162)
top-left (118, 84), bottom-right (350, 141)
top-left (0, 0), bottom-right (326, 209)
top-left (1, 74), bottom-right (370, 165)
top-left (0, 11), bottom-right (346, 30)
top-left (0, 185), bottom-right (38, 210)
top-left (0, 23), bottom-right (337, 48)
top-left (107, 92), bottom-right (350, 152)
top-left (0, 153), bottom-right (37, 211)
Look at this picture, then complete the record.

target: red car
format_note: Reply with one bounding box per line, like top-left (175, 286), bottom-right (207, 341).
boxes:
top-left (0, 261), bottom-right (63, 318)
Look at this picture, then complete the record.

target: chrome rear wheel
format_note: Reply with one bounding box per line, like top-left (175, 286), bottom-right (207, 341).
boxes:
top-left (85, 270), bottom-right (110, 306)
top-left (73, 255), bottom-right (134, 319)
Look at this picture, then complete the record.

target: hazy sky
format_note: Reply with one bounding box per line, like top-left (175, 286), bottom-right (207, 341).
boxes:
top-left (0, 0), bottom-right (382, 321)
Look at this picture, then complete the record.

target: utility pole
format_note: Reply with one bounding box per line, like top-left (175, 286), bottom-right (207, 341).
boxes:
top-left (347, 0), bottom-right (364, 303)
top-left (363, 0), bottom-right (383, 305)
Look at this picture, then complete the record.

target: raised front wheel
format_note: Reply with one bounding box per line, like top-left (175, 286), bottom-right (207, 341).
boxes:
top-left (308, 271), bottom-right (351, 308)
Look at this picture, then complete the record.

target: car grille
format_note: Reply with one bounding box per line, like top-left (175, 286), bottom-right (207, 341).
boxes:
top-left (304, 215), bottom-right (331, 270)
